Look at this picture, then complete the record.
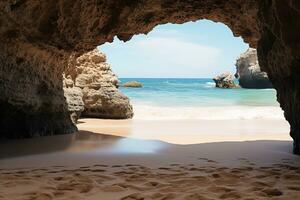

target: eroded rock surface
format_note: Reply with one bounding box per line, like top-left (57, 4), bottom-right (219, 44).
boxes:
top-left (0, 41), bottom-right (77, 138)
top-left (63, 75), bottom-right (84, 123)
top-left (1, 0), bottom-right (300, 154)
top-left (64, 49), bottom-right (133, 119)
top-left (235, 48), bottom-right (273, 89)
top-left (257, 0), bottom-right (300, 154)
top-left (213, 72), bottom-right (237, 89)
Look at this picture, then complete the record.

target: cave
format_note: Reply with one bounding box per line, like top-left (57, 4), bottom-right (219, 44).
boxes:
top-left (0, 0), bottom-right (300, 154)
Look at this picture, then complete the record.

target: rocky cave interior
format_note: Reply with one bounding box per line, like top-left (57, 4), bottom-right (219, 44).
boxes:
top-left (0, 0), bottom-right (300, 154)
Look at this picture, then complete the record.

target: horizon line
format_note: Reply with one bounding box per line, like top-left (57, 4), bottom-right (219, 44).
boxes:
top-left (118, 77), bottom-right (215, 79)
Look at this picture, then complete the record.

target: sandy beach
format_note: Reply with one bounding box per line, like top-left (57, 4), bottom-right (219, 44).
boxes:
top-left (1, 118), bottom-right (300, 200)
top-left (77, 118), bottom-right (290, 144)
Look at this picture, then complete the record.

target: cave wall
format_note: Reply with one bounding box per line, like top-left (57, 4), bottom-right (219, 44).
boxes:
top-left (0, 0), bottom-right (259, 50)
top-left (257, 0), bottom-right (300, 154)
top-left (0, 40), bottom-right (76, 138)
top-left (1, 0), bottom-right (300, 153)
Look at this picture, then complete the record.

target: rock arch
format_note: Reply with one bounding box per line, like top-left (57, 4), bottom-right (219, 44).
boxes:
top-left (1, 0), bottom-right (300, 154)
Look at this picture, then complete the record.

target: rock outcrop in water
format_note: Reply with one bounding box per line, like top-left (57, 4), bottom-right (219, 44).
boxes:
top-left (64, 49), bottom-right (133, 120)
top-left (213, 72), bottom-right (237, 89)
top-left (122, 81), bottom-right (143, 88)
top-left (235, 48), bottom-right (273, 89)
top-left (1, 1), bottom-right (300, 154)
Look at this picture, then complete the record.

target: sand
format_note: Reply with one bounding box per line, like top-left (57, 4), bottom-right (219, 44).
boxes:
top-left (77, 118), bottom-right (290, 144)
top-left (0, 118), bottom-right (300, 200)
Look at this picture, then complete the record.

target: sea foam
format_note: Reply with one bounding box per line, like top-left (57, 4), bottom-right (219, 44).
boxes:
top-left (132, 104), bottom-right (284, 120)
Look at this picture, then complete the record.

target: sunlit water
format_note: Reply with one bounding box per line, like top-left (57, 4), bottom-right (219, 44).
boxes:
top-left (119, 78), bottom-right (283, 120)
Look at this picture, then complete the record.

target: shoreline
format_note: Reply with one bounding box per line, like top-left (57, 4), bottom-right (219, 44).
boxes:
top-left (77, 118), bottom-right (290, 144)
top-left (129, 104), bottom-right (284, 120)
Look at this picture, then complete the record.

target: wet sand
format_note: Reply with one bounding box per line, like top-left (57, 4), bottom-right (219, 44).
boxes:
top-left (0, 119), bottom-right (300, 200)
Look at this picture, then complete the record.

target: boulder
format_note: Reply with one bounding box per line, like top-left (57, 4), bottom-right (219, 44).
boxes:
top-left (122, 81), bottom-right (143, 88)
top-left (63, 49), bottom-right (133, 119)
top-left (213, 72), bottom-right (237, 88)
top-left (235, 48), bottom-right (273, 89)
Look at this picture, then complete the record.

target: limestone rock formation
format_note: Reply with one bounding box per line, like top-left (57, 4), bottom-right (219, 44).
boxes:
top-left (1, 1), bottom-right (300, 154)
top-left (122, 81), bottom-right (143, 88)
top-left (63, 75), bottom-right (84, 123)
top-left (213, 73), bottom-right (237, 89)
top-left (235, 48), bottom-right (273, 89)
top-left (0, 0), bottom-right (259, 139)
top-left (64, 49), bottom-right (133, 119)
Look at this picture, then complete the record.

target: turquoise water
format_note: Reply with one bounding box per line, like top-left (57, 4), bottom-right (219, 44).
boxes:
top-left (119, 78), bottom-right (278, 107)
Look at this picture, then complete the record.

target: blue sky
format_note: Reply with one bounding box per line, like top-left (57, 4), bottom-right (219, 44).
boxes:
top-left (99, 20), bottom-right (249, 78)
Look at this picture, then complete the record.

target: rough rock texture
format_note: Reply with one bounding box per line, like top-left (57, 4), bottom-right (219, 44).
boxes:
top-left (256, 0), bottom-right (300, 154)
top-left (64, 49), bottom-right (133, 119)
top-left (1, 1), bottom-right (300, 154)
top-left (213, 73), bottom-right (237, 88)
top-left (63, 75), bottom-right (84, 123)
top-left (235, 48), bottom-right (273, 89)
top-left (122, 81), bottom-right (143, 88)
top-left (0, 40), bottom-right (77, 138)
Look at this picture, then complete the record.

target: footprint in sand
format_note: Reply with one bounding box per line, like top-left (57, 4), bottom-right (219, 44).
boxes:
top-left (250, 181), bottom-right (271, 187)
top-left (207, 186), bottom-right (234, 193)
top-left (90, 169), bottom-right (106, 172)
top-left (219, 191), bottom-right (242, 199)
top-left (199, 158), bottom-right (218, 163)
top-left (211, 173), bottom-right (221, 178)
top-left (120, 193), bottom-right (146, 200)
top-left (262, 188), bottom-right (283, 197)
top-left (283, 174), bottom-right (300, 180)
top-left (125, 164), bottom-right (141, 167)
top-left (158, 167), bottom-right (171, 170)
top-left (150, 192), bottom-right (176, 200)
top-left (93, 164), bottom-right (108, 167)
top-left (287, 186), bottom-right (300, 191)
top-left (101, 184), bottom-right (126, 192)
top-left (25, 192), bottom-right (54, 200)
top-left (184, 193), bottom-right (211, 200)
top-left (112, 165), bottom-right (123, 168)
top-left (143, 181), bottom-right (163, 188)
top-left (238, 158), bottom-right (256, 166)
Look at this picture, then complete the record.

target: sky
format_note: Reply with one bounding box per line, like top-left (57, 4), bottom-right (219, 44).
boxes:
top-left (99, 20), bottom-right (249, 78)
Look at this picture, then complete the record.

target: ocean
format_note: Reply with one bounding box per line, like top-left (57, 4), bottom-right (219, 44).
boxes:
top-left (119, 78), bottom-right (284, 120)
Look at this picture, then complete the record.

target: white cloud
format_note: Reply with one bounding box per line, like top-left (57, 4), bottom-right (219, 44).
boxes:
top-left (130, 37), bottom-right (221, 70)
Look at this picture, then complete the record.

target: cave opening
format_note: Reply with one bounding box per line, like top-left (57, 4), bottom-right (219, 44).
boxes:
top-left (1, 2), bottom-right (300, 198)
top-left (74, 20), bottom-right (289, 145)
top-left (1, 0), bottom-right (300, 156)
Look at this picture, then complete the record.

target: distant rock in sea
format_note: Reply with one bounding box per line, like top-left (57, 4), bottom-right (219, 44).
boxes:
top-left (213, 72), bottom-right (237, 88)
top-left (63, 49), bottom-right (133, 121)
top-left (122, 81), bottom-right (143, 88)
top-left (235, 48), bottom-right (273, 89)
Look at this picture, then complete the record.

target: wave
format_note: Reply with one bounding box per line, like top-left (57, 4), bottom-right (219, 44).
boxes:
top-left (203, 82), bottom-right (216, 88)
top-left (132, 104), bottom-right (284, 120)
top-left (162, 81), bottom-right (200, 87)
